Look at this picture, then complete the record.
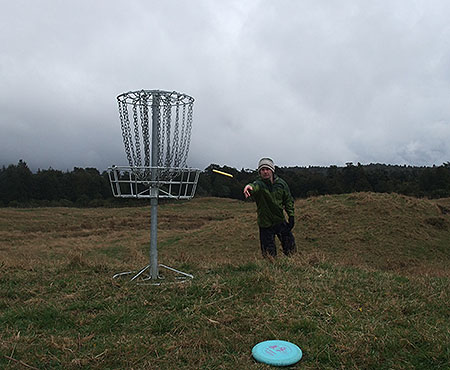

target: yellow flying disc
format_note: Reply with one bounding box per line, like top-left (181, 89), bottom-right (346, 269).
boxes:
top-left (212, 169), bottom-right (233, 178)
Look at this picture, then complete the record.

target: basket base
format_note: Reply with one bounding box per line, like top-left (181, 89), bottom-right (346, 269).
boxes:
top-left (113, 264), bottom-right (194, 285)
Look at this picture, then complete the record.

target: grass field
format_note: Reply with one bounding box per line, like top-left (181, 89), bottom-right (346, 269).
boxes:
top-left (0, 193), bottom-right (449, 369)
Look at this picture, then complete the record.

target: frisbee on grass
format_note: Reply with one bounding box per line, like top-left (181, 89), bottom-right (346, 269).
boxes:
top-left (252, 339), bottom-right (302, 366)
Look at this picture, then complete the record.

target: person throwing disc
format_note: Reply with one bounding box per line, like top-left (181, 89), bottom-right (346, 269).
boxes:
top-left (243, 158), bottom-right (296, 257)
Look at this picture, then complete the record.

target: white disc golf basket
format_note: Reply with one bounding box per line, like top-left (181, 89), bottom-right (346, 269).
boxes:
top-left (108, 90), bottom-right (200, 284)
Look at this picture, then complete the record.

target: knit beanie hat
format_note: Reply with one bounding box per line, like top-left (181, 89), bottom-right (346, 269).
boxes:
top-left (258, 157), bottom-right (275, 172)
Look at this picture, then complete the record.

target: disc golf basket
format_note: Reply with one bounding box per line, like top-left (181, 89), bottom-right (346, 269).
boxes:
top-left (108, 90), bottom-right (200, 284)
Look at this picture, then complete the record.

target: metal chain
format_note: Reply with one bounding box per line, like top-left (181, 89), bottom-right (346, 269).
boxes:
top-left (132, 97), bottom-right (142, 167)
top-left (118, 99), bottom-right (130, 165)
top-left (177, 103), bottom-right (187, 167)
top-left (119, 98), bottom-right (134, 167)
top-left (156, 95), bottom-right (163, 168)
top-left (178, 102), bottom-right (193, 167)
top-left (140, 93), bottom-right (150, 167)
top-left (165, 94), bottom-right (173, 168)
top-left (183, 102), bottom-right (194, 167)
top-left (173, 103), bottom-right (181, 167)
top-left (160, 95), bottom-right (167, 167)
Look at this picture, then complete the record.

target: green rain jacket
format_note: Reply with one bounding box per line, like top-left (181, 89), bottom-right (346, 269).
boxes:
top-left (247, 175), bottom-right (295, 228)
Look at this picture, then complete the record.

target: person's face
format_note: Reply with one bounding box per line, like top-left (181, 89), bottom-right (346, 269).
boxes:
top-left (259, 167), bottom-right (273, 180)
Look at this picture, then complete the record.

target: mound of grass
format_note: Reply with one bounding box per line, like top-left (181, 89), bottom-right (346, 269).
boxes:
top-left (0, 193), bottom-right (449, 369)
top-left (295, 192), bottom-right (450, 276)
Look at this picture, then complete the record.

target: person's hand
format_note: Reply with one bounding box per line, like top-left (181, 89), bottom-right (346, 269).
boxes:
top-left (288, 216), bottom-right (295, 230)
top-left (243, 185), bottom-right (253, 198)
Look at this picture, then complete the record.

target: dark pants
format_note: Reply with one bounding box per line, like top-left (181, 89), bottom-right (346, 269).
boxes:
top-left (259, 222), bottom-right (296, 257)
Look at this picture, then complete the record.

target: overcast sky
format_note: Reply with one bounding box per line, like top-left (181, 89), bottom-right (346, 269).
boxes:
top-left (1, 0), bottom-right (450, 172)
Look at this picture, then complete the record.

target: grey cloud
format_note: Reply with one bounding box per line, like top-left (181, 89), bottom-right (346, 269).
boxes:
top-left (1, 0), bottom-right (449, 172)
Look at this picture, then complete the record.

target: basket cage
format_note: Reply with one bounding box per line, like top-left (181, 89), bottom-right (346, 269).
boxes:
top-left (108, 165), bottom-right (200, 199)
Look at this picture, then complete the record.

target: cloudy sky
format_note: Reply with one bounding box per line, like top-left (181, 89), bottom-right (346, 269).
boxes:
top-left (1, 0), bottom-right (450, 172)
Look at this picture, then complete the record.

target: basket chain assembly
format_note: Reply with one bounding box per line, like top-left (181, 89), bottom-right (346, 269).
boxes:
top-left (117, 90), bottom-right (194, 180)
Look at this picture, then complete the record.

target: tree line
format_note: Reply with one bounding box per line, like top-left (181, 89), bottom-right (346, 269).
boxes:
top-left (198, 162), bottom-right (450, 200)
top-left (1, 160), bottom-right (450, 207)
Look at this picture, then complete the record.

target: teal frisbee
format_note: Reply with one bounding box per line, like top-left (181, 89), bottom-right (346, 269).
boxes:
top-left (252, 339), bottom-right (302, 366)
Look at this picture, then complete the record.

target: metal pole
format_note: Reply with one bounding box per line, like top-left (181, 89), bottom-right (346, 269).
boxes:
top-left (149, 94), bottom-right (160, 280)
top-left (150, 198), bottom-right (158, 279)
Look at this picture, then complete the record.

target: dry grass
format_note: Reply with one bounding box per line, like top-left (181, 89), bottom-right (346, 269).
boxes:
top-left (0, 193), bottom-right (449, 369)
